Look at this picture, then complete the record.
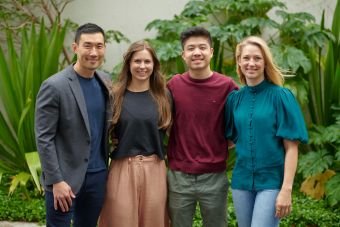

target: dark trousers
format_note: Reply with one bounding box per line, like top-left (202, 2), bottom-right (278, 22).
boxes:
top-left (45, 170), bottom-right (108, 227)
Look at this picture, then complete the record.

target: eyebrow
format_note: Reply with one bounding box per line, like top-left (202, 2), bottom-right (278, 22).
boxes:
top-left (83, 41), bottom-right (104, 45)
top-left (186, 44), bottom-right (209, 48)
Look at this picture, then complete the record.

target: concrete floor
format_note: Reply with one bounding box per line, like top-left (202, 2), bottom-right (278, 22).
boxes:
top-left (0, 222), bottom-right (44, 227)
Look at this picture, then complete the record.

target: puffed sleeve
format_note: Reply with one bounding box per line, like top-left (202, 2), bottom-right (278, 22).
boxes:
top-left (225, 90), bottom-right (238, 142)
top-left (276, 88), bottom-right (308, 143)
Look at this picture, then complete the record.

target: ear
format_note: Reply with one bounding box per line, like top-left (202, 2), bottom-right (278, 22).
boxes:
top-left (181, 50), bottom-right (185, 60)
top-left (72, 42), bottom-right (78, 54)
top-left (210, 47), bottom-right (214, 57)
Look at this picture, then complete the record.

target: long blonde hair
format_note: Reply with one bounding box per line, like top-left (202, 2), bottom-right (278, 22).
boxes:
top-left (235, 36), bottom-right (284, 86)
top-left (111, 40), bottom-right (171, 129)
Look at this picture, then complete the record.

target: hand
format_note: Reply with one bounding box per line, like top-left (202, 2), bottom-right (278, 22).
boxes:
top-left (52, 181), bottom-right (76, 212)
top-left (275, 188), bottom-right (292, 218)
top-left (227, 140), bottom-right (235, 149)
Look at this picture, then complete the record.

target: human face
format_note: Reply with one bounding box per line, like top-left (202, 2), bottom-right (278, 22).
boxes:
top-left (238, 44), bottom-right (265, 86)
top-left (181, 36), bottom-right (213, 72)
top-left (72, 32), bottom-right (105, 77)
top-left (130, 49), bottom-right (154, 84)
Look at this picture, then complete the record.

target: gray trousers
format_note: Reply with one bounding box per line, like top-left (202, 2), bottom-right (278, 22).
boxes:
top-left (167, 170), bottom-right (228, 227)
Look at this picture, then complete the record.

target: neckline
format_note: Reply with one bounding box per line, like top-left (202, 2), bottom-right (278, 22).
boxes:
top-left (187, 72), bottom-right (215, 83)
top-left (76, 73), bottom-right (95, 81)
top-left (126, 89), bottom-right (149, 94)
top-left (245, 79), bottom-right (269, 93)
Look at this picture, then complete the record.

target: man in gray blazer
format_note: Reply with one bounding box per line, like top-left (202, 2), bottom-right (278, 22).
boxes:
top-left (35, 23), bottom-right (112, 227)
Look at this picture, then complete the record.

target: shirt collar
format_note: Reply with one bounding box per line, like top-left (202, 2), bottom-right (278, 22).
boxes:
top-left (246, 79), bottom-right (270, 93)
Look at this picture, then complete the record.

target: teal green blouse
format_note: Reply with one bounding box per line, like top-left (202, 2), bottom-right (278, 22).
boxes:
top-left (225, 79), bottom-right (308, 190)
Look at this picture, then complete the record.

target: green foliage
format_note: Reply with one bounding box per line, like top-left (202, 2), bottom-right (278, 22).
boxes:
top-left (192, 189), bottom-right (340, 226)
top-left (298, 150), bottom-right (334, 178)
top-left (281, 192), bottom-right (340, 227)
top-left (147, 0), bottom-right (282, 76)
top-left (300, 110), bottom-right (340, 205)
top-left (271, 44), bottom-right (311, 73)
top-left (105, 29), bottom-right (130, 44)
top-left (0, 175), bottom-right (45, 223)
top-left (0, 19), bottom-right (68, 193)
top-left (326, 173), bottom-right (340, 207)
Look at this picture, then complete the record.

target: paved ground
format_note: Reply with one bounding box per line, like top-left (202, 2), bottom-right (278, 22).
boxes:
top-left (0, 222), bottom-right (44, 227)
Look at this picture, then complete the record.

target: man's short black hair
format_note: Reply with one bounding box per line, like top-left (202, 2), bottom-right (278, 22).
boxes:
top-left (180, 26), bottom-right (212, 49)
top-left (74, 23), bottom-right (105, 44)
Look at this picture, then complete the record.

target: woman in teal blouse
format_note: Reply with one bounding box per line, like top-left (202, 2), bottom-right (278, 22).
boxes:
top-left (225, 36), bottom-right (308, 227)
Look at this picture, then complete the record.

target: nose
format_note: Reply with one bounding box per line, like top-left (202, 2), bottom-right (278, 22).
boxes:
top-left (193, 48), bottom-right (201, 56)
top-left (248, 59), bottom-right (256, 66)
top-left (89, 47), bottom-right (98, 56)
top-left (139, 62), bottom-right (146, 68)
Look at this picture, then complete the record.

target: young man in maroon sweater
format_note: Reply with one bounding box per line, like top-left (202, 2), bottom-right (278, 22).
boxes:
top-left (167, 27), bottom-right (239, 227)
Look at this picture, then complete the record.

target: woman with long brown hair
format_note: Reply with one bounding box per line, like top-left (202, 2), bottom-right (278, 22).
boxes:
top-left (99, 40), bottom-right (171, 227)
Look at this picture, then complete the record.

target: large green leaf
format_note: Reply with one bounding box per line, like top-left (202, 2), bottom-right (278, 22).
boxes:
top-left (325, 173), bottom-right (340, 207)
top-left (25, 152), bottom-right (41, 192)
top-left (271, 44), bottom-right (311, 73)
top-left (298, 150), bottom-right (334, 178)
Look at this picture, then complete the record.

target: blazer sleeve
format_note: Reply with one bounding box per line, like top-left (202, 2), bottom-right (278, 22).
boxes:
top-left (35, 80), bottom-right (63, 185)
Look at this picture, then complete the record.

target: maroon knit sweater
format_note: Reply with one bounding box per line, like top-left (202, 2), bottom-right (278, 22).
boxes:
top-left (167, 72), bottom-right (239, 174)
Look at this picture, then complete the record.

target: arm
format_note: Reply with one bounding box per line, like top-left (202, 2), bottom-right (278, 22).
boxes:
top-left (35, 81), bottom-right (75, 212)
top-left (275, 139), bottom-right (299, 218)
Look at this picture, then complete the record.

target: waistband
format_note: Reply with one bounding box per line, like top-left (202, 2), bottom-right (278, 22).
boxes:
top-left (127, 154), bottom-right (159, 163)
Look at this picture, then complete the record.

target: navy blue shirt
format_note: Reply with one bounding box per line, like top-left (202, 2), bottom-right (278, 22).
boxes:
top-left (77, 74), bottom-right (106, 172)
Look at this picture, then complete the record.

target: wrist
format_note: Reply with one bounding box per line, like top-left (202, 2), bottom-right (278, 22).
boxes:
top-left (281, 186), bottom-right (293, 192)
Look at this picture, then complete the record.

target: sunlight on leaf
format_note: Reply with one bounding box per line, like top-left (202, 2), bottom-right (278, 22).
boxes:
top-left (9, 172), bottom-right (31, 196)
top-left (25, 152), bottom-right (41, 192)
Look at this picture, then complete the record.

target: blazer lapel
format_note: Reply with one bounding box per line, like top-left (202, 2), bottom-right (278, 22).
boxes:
top-left (65, 66), bottom-right (91, 137)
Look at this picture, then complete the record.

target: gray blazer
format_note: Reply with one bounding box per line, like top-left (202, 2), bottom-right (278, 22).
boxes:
top-left (35, 65), bottom-right (112, 194)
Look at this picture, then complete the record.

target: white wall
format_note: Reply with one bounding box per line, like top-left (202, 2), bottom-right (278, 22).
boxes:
top-left (62, 0), bottom-right (189, 71)
top-left (62, 0), bottom-right (337, 71)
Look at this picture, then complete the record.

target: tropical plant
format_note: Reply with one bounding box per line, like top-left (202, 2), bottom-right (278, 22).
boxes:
top-left (0, 0), bottom-right (130, 67)
top-left (144, 0), bottom-right (287, 78)
top-left (0, 19), bottom-right (68, 195)
top-left (298, 0), bottom-right (340, 207)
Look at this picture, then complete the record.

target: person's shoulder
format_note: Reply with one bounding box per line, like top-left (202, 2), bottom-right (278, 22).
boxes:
top-left (267, 83), bottom-right (293, 94)
top-left (96, 69), bottom-right (111, 80)
top-left (169, 72), bottom-right (187, 81)
top-left (43, 66), bottom-right (72, 86)
top-left (167, 72), bottom-right (188, 86)
top-left (212, 72), bottom-right (239, 91)
top-left (213, 72), bottom-right (238, 85)
top-left (265, 83), bottom-right (297, 103)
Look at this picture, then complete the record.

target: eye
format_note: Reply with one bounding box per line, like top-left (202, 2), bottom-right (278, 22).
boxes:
top-left (199, 46), bottom-right (207, 50)
top-left (97, 44), bottom-right (104, 49)
top-left (186, 46), bottom-right (195, 51)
